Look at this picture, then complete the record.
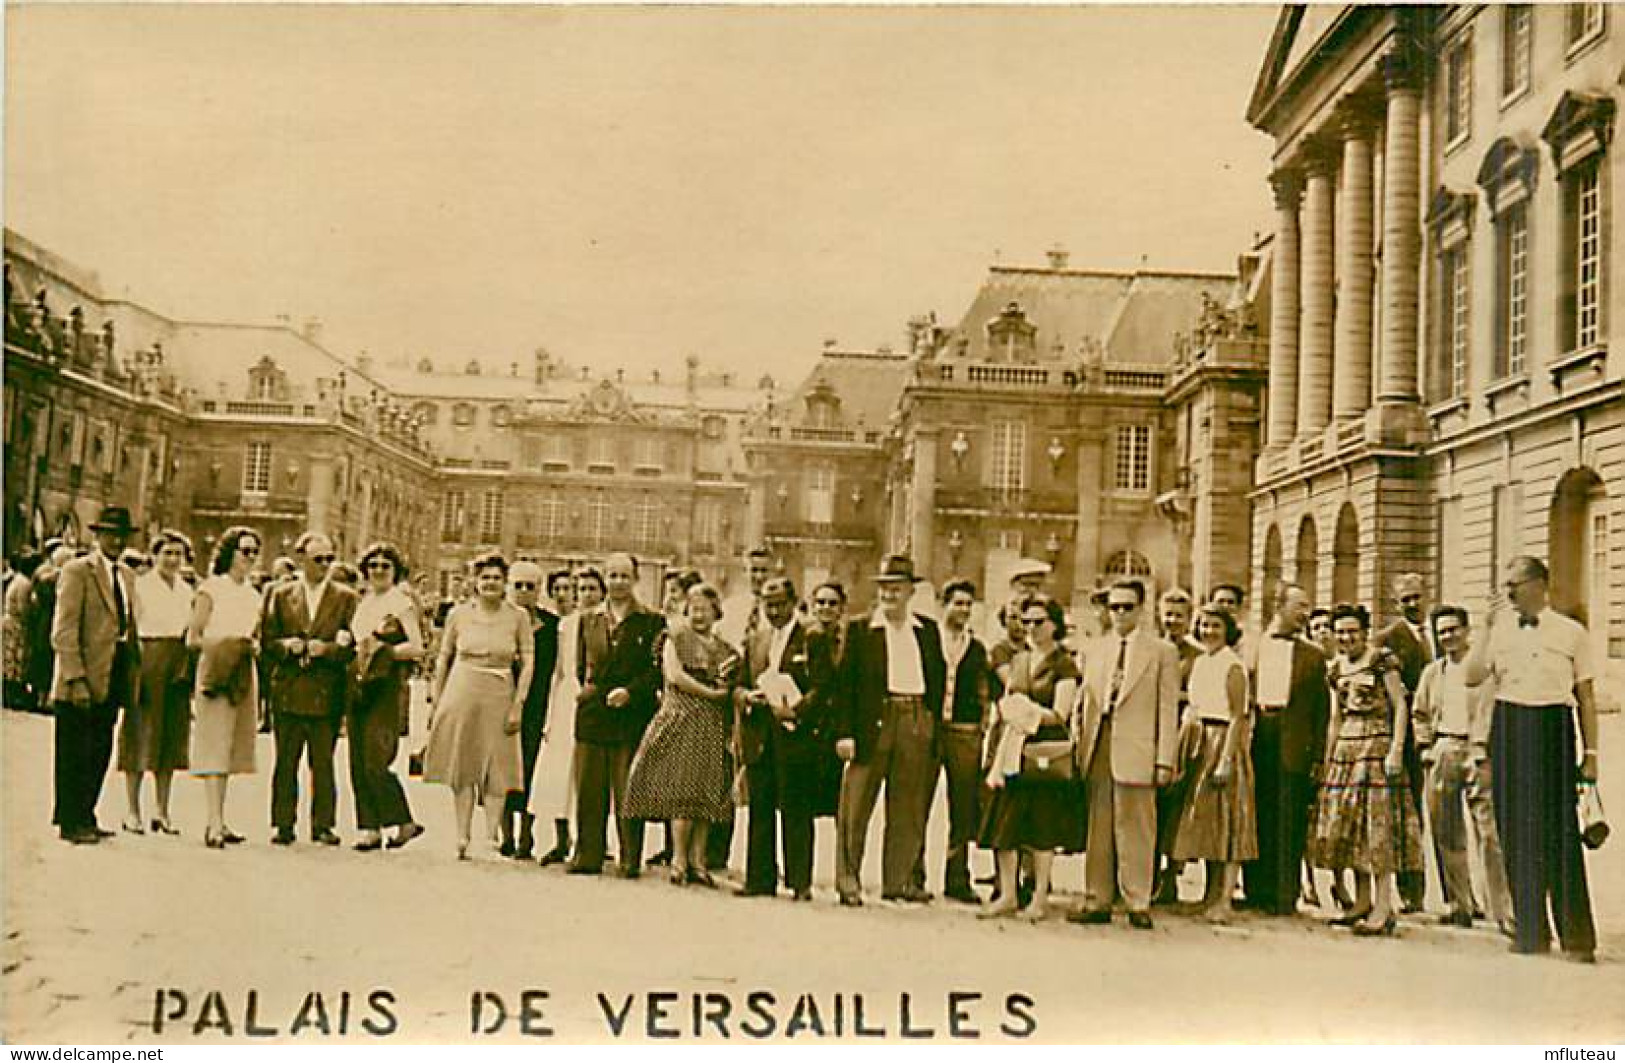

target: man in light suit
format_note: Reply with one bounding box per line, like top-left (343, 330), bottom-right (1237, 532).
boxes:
top-left (833, 554), bottom-right (946, 906)
top-left (1069, 578), bottom-right (1179, 930)
top-left (1375, 571), bottom-right (1440, 914)
top-left (261, 532), bottom-right (358, 846)
top-left (50, 506), bottom-right (142, 844)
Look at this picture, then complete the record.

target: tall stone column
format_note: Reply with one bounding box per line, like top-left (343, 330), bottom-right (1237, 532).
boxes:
top-left (1266, 170), bottom-right (1303, 450)
top-left (1297, 143), bottom-right (1336, 439)
top-left (908, 427), bottom-right (937, 581)
top-left (306, 452), bottom-right (337, 537)
top-left (1070, 425), bottom-right (1104, 610)
top-left (1378, 45), bottom-right (1423, 407)
top-left (1333, 107), bottom-right (1376, 421)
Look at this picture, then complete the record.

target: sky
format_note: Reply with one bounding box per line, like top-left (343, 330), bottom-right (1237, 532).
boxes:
top-left (5, 4), bottom-right (1280, 382)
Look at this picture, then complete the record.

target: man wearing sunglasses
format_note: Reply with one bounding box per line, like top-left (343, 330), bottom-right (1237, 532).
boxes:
top-left (505, 561), bottom-right (560, 859)
top-left (261, 532), bottom-right (358, 847)
top-left (1071, 578), bottom-right (1180, 930)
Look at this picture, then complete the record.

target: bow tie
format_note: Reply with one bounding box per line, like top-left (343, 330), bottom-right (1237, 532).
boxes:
top-left (1518, 615), bottom-right (1540, 630)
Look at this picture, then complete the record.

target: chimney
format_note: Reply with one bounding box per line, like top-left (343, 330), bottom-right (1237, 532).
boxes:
top-left (302, 316), bottom-right (323, 344)
top-left (652, 369), bottom-right (661, 384)
top-left (511, 361), bottom-right (519, 378)
top-left (1046, 245), bottom-right (1070, 270)
top-left (685, 353), bottom-right (700, 394)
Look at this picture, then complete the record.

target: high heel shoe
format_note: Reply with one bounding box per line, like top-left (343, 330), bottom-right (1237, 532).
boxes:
top-left (685, 868), bottom-right (716, 889)
top-left (456, 840), bottom-right (470, 861)
top-left (1352, 914), bottom-right (1397, 937)
top-left (205, 829), bottom-right (226, 850)
top-left (669, 867), bottom-right (688, 886)
top-left (151, 818), bottom-right (180, 836)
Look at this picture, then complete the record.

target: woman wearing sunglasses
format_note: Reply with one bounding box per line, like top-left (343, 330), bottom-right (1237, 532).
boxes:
top-left (187, 526), bottom-right (264, 849)
top-left (978, 595), bottom-right (1084, 920)
top-left (348, 541), bottom-right (427, 852)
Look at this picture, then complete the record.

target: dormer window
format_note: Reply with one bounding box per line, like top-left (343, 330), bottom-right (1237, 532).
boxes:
top-left (804, 381), bottom-right (840, 428)
top-left (248, 356), bottom-right (287, 402)
top-left (452, 403), bottom-right (476, 427)
top-left (986, 302), bottom-right (1037, 363)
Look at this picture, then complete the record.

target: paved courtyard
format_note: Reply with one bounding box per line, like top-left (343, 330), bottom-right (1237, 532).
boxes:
top-left (4, 709), bottom-right (1621, 1044)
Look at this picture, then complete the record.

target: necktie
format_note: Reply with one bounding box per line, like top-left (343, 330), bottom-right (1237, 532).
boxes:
top-left (1106, 637), bottom-right (1127, 715)
top-left (111, 563), bottom-right (128, 637)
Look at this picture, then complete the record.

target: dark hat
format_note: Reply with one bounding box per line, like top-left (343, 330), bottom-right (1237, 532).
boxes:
top-left (874, 553), bottom-right (921, 584)
top-left (89, 505), bottom-right (137, 535)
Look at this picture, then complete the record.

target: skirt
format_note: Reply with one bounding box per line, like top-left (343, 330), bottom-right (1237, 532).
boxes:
top-left (1171, 720), bottom-right (1257, 863)
top-left (529, 671), bottom-right (579, 821)
top-left (119, 638), bottom-right (192, 772)
top-left (423, 664), bottom-right (524, 797)
top-left (977, 728), bottom-right (1087, 853)
top-left (1307, 715), bottom-right (1425, 875)
top-left (191, 670), bottom-right (258, 776)
top-left (622, 689), bottom-right (732, 823)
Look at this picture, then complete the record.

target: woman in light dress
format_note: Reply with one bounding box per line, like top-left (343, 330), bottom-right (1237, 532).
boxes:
top-left (187, 526), bottom-right (264, 850)
top-left (424, 551), bottom-right (533, 860)
top-left (532, 567), bottom-right (602, 865)
top-left (1170, 604), bottom-right (1257, 924)
top-left (120, 530), bottom-right (195, 835)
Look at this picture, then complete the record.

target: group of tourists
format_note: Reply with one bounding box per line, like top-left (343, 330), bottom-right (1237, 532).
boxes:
top-left (18, 503), bottom-right (1603, 965)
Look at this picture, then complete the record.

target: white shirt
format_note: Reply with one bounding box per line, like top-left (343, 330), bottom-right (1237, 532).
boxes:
top-left (1487, 608), bottom-right (1595, 707)
top-left (134, 570), bottom-right (194, 638)
top-left (766, 619), bottom-right (795, 675)
top-left (941, 625), bottom-right (972, 722)
top-left (1256, 632), bottom-right (1295, 708)
top-left (200, 575), bottom-right (261, 640)
top-left (351, 584), bottom-right (423, 653)
top-left (1434, 658), bottom-right (1471, 737)
top-left (870, 608), bottom-right (926, 696)
top-left (300, 578), bottom-right (329, 623)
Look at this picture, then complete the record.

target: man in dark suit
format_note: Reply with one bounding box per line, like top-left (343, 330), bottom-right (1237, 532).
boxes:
top-left (1242, 582), bottom-right (1330, 915)
top-left (506, 561), bottom-right (560, 859)
top-left (1374, 571), bottom-right (1439, 914)
top-left (833, 554), bottom-right (947, 906)
top-left (50, 507), bottom-right (142, 844)
top-left (261, 532), bottom-right (358, 846)
top-left (569, 552), bottom-right (665, 878)
top-left (736, 576), bottom-right (840, 900)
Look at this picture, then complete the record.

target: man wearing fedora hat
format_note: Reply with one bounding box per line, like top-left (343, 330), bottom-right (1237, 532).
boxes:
top-left (833, 553), bottom-right (947, 906)
top-left (49, 505), bottom-right (143, 844)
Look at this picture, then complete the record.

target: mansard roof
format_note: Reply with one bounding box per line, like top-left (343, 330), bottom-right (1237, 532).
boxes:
top-left (776, 347), bottom-right (909, 432)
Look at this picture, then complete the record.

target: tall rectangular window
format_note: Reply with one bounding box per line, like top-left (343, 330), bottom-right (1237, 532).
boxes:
top-left (1502, 6), bottom-right (1532, 99)
top-left (633, 500), bottom-right (662, 547)
top-left (243, 442), bottom-right (272, 495)
top-left (806, 464), bottom-right (835, 525)
top-left (1494, 203), bottom-right (1530, 379)
top-left (479, 488), bottom-right (504, 542)
top-left (441, 489), bottom-right (467, 539)
top-left (1113, 424), bottom-right (1151, 493)
top-left (988, 419), bottom-right (1026, 496)
top-left (693, 499), bottom-right (719, 552)
top-left (1568, 2), bottom-right (1605, 48)
top-left (1575, 164), bottom-right (1603, 349)
top-left (635, 436), bottom-right (663, 471)
top-left (538, 495), bottom-right (564, 542)
top-left (588, 497), bottom-right (612, 549)
top-left (588, 434), bottom-right (616, 471)
top-left (1440, 244), bottom-right (1471, 398)
top-left (1445, 36), bottom-right (1473, 147)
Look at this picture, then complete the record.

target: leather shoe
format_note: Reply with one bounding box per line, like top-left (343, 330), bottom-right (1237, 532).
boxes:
top-left (567, 863), bottom-right (602, 876)
top-left (1496, 919), bottom-right (1517, 940)
top-left (1127, 911), bottom-right (1154, 931)
top-left (736, 886), bottom-right (776, 898)
top-left (838, 893), bottom-right (863, 908)
top-left (271, 829), bottom-right (296, 846)
top-left (353, 836), bottom-right (383, 852)
top-left (388, 823), bottom-right (426, 850)
top-left (313, 830), bottom-right (341, 846)
top-left (944, 885), bottom-right (981, 905)
top-left (1508, 940), bottom-right (1551, 956)
top-left (60, 828), bottom-right (100, 845)
top-left (94, 827), bottom-right (115, 839)
top-left (617, 865), bottom-right (642, 880)
top-left (882, 889), bottom-right (932, 905)
top-left (1561, 950), bottom-right (1597, 965)
top-left (792, 888), bottom-right (813, 902)
top-left (1066, 908), bottom-right (1112, 926)
top-left (1436, 910), bottom-right (1473, 929)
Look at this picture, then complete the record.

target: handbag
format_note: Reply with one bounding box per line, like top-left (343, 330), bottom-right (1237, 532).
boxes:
top-left (1020, 738), bottom-right (1077, 783)
top-left (1579, 782), bottom-right (1609, 850)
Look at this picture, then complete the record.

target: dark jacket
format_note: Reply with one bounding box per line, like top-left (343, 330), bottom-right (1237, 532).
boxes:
top-left (1247, 633), bottom-right (1332, 776)
top-left (198, 636), bottom-right (255, 704)
top-left (524, 606), bottom-right (560, 727)
top-left (261, 580), bottom-right (359, 717)
top-left (575, 602), bottom-right (665, 745)
top-left (1375, 619), bottom-right (1433, 695)
top-left (941, 633), bottom-right (992, 727)
top-left (835, 610), bottom-right (947, 764)
top-left (737, 619), bottom-right (820, 766)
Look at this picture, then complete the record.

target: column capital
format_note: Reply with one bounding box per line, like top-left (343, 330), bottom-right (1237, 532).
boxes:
top-left (1334, 94), bottom-right (1383, 141)
top-left (1269, 167), bottom-right (1304, 207)
top-left (1381, 41), bottom-right (1425, 94)
top-left (1300, 137), bottom-right (1341, 178)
